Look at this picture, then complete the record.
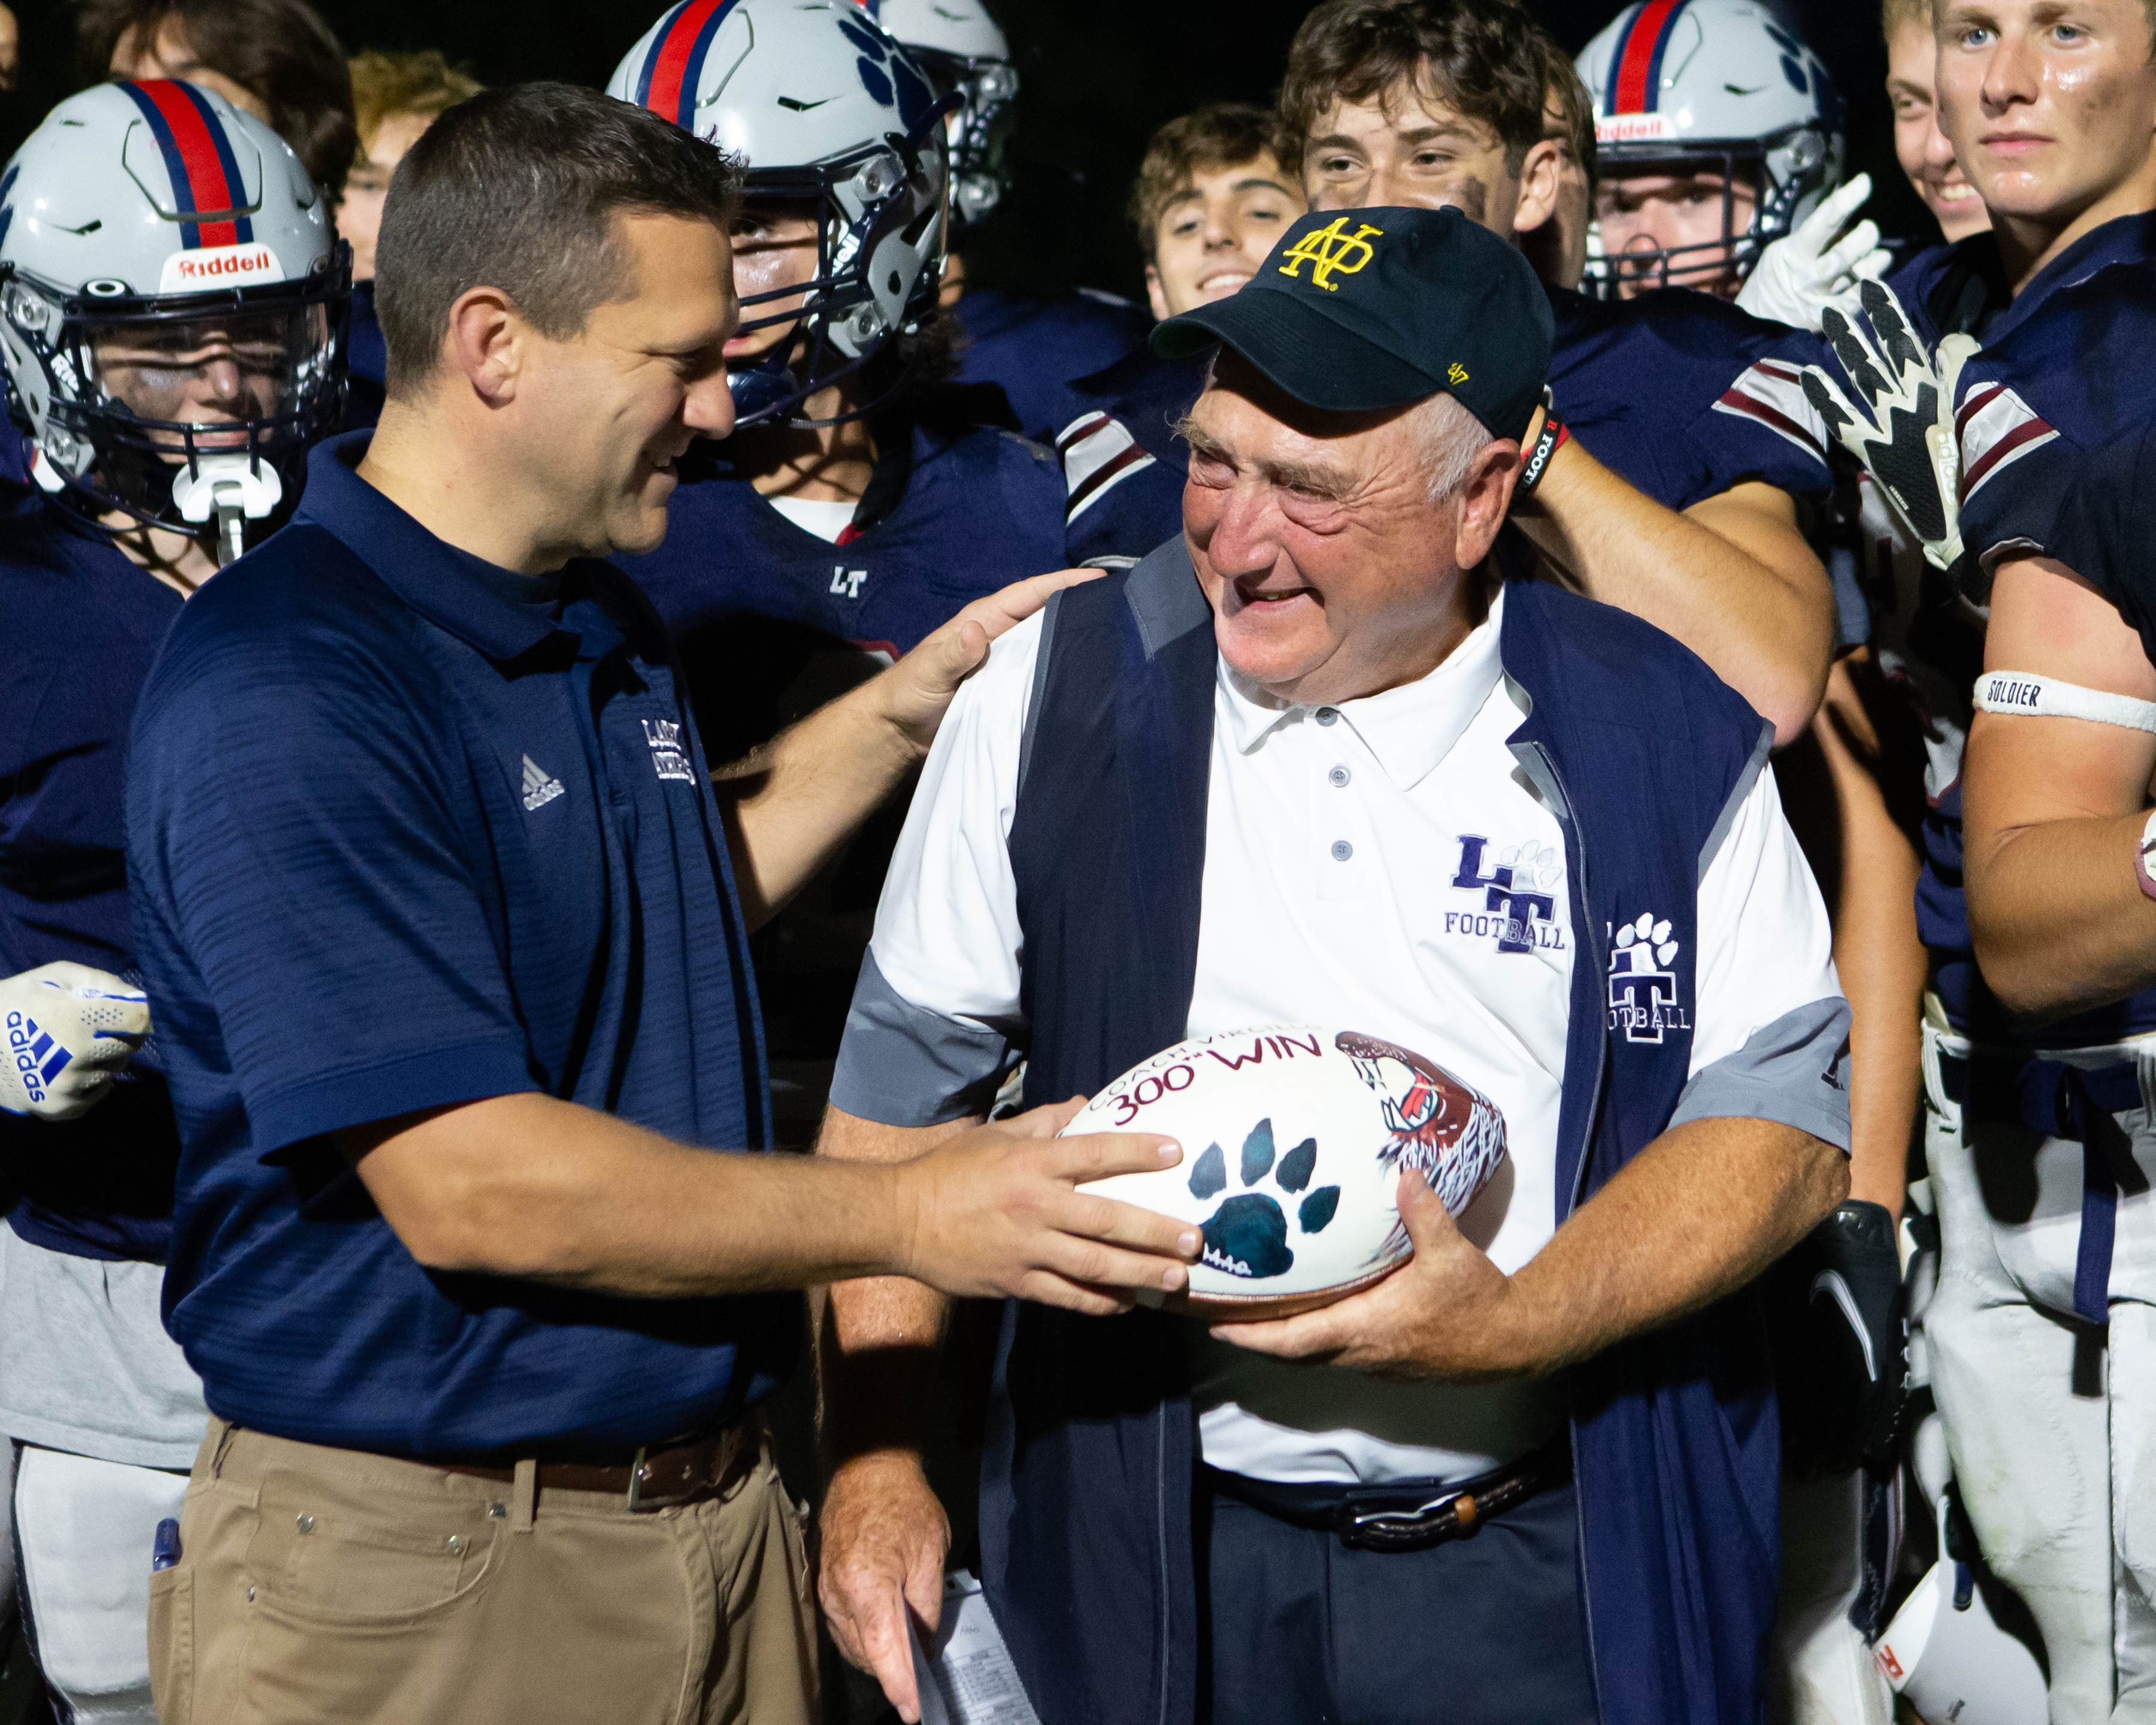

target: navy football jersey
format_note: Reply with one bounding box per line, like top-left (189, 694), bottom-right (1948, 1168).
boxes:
top-left (952, 285), bottom-right (1155, 441)
top-left (621, 398), bottom-right (1065, 672)
top-left (1850, 214), bottom-right (2156, 1043)
top-left (0, 487), bottom-right (185, 1260)
top-left (1551, 286), bottom-right (1834, 509)
top-left (1053, 344), bottom-right (1207, 569)
top-left (620, 397), bottom-right (1068, 1064)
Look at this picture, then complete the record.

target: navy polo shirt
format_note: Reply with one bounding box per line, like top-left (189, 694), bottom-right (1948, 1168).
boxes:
top-left (126, 433), bottom-right (795, 1460)
top-left (0, 485), bottom-right (183, 1261)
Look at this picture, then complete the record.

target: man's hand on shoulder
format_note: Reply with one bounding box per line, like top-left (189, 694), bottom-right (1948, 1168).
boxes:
top-left (1210, 1167), bottom-right (1526, 1382)
top-left (0, 962), bottom-right (150, 1122)
top-left (877, 568), bottom-right (1104, 757)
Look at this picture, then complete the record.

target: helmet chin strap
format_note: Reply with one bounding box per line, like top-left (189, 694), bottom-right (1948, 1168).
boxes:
top-left (169, 455), bottom-right (283, 567)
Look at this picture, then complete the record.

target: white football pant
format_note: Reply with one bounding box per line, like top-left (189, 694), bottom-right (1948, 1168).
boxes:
top-left (1922, 1019), bottom-right (2156, 1722)
top-left (1773, 1467), bottom-right (1894, 1725)
top-left (15, 1445), bottom-right (187, 1725)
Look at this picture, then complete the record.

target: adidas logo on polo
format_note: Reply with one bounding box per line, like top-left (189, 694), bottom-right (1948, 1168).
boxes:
top-left (520, 755), bottom-right (565, 812)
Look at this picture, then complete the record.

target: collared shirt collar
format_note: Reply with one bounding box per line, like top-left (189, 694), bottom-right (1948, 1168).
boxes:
top-left (295, 432), bottom-right (569, 663)
top-left (1215, 585), bottom-right (1508, 791)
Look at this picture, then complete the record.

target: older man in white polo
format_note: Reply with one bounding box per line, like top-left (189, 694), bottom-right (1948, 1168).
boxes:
top-left (815, 206), bottom-right (1853, 1725)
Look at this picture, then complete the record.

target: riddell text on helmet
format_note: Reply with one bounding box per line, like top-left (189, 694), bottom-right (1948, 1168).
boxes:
top-left (158, 243), bottom-right (280, 294)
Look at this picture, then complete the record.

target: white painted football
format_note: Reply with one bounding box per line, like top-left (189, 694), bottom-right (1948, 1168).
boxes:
top-left (1070, 1025), bottom-right (1508, 1320)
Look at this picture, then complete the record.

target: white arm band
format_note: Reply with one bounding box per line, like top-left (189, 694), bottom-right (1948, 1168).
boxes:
top-left (1974, 670), bottom-right (2156, 733)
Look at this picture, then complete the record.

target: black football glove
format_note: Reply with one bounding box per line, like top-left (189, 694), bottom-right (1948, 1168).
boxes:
top-left (1770, 1200), bottom-right (1909, 1476)
top-left (1807, 1200), bottom-right (1910, 1471)
top-left (1800, 277), bottom-right (1979, 573)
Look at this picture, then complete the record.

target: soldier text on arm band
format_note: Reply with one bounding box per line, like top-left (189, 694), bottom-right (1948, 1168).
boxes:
top-left (1973, 671), bottom-right (2156, 734)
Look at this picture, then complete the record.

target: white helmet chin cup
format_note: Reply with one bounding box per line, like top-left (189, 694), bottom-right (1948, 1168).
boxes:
top-left (1872, 1494), bottom-right (2050, 1724)
top-left (1574, 0), bottom-right (1844, 296)
top-left (611, 0), bottom-right (950, 427)
top-left (169, 453), bottom-right (283, 523)
top-left (0, 79), bottom-right (346, 537)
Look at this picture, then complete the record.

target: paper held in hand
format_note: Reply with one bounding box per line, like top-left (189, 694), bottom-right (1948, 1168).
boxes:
top-left (907, 1570), bottom-right (1043, 1725)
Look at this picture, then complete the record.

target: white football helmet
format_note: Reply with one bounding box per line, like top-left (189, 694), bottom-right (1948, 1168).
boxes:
top-left (857, 0), bottom-right (1016, 233)
top-left (1576, 0), bottom-right (1843, 297)
top-left (610, 0), bottom-right (952, 428)
top-left (0, 80), bottom-right (346, 561)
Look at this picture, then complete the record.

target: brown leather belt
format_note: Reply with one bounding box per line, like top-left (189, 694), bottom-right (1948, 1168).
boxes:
top-left (437, 1417), bottom-right (760, 1512)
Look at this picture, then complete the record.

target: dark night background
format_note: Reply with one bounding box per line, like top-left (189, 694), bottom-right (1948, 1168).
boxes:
top-left (3, 0), bottom-right (1929, 299)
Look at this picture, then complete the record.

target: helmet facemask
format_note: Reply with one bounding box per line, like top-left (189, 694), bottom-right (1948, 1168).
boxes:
top-left (725, 96), bottom-right (954, 431)
top-left (1585, 123), bottom-right (1836, 300)
top-left (1, 253), bottom-right (349, 562)
top-left (905, 46), bottom-right (1017, 234)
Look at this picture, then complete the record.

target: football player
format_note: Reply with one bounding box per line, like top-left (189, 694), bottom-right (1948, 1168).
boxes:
top-left (0, 81), bottom-right (347, 1724)
top-left (1582, 0), bottom-right (1890, 334)
top-left (84, 0), bottom-right (358, 202)
top-left (1882, 0), bottom-right (1989, 246)
top-left (1288, 0), bottom-right (1837, 746)
top-left (607, 0), bottom-right (1066, 715)
top-left (608, 0), bottom-right (1068, 1129)
top-left (861, 0), bottom-right (1153, 440)
top-left (340, 50), bottom-right (482, 428)
top-left (1580, 13), bottom-right (1918, 1718)
top-left (1803, 0), bottom-right (2156, 1710)
top-left (1058, 104), bottom-right (1304, 572)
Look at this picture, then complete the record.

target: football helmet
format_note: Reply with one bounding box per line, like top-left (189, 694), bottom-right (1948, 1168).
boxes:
top-left (610, 0), bottom-right (952, 428)
top-left (1576, 0), bottom-right (1843, 298)
top-left (858, 0), bottom-right (1016, 234)
top-left (0, 80), bottom-right (347, 562)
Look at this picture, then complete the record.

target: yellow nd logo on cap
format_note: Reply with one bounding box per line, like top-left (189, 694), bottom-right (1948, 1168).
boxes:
top-left (1277, 217), bottom-right (1383, 292)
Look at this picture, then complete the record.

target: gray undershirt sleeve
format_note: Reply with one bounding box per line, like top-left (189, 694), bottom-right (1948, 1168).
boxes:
top-left (826, 949), bottom-right (1023, 1128)
top-left (1667, 995), bottom-right (1853, 1153)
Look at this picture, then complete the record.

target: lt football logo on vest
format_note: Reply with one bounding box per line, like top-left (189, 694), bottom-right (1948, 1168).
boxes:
top-left (1607, 913), bottom-right (1688, 1044)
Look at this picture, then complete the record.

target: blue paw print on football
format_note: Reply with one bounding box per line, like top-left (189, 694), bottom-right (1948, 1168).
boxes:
top-left (1187, 1117), bottom-right (1340, 1279)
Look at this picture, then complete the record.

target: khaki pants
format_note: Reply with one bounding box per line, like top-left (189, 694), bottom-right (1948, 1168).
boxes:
top-left (149, 1418), bottom-right (816, 1725)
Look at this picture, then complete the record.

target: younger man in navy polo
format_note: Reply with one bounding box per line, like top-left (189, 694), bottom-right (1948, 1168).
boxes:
top-left (126, 83), bottom-right (1193, 1725)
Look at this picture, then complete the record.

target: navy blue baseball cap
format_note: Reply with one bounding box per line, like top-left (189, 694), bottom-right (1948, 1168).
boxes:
top-left (1152, 205), bottom-right (1552, 440)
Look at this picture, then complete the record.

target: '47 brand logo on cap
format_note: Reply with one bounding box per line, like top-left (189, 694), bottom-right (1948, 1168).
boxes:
top-left (1277, 217), bottom-right (1383, 291)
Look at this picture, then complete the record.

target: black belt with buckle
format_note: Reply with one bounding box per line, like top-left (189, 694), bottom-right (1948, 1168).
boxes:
top-left (1204, 1435), bottom-right (1573, 1554)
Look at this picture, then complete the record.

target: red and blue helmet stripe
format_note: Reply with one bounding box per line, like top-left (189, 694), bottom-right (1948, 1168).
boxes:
top-left (1605, 0), bottom-right (1692, 116)
top-left (634, 0), bottom-right (743, 131)
top-left (117, 79), bottom-right (254, 249)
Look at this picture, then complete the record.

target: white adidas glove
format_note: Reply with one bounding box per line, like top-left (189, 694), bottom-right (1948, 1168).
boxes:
top-left (1736, 174), bottom-right (1890, 331)
top-left (0, 963), bottom-right (151, 1121)
top-left (1801, 277), bottom-right (1980, 571)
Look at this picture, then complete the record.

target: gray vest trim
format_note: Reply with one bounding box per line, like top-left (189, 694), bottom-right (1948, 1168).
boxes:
top-left (1667, 994), bottom-right (1852, 1152)
top-left (1125, 535), bottom-right (1210, 660)
top-left (826, 949), bottom-right (1021, 1128)
top-left (1016, 586), bottom-right (1067, 806)
top-left (1507, 739), bottom-right (1574, 828)
top-left (1697, 718), bottom-right (1775, 885)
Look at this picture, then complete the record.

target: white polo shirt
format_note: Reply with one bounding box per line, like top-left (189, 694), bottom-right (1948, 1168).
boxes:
top-left (861, 585), bottom-right (1842, 1485)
